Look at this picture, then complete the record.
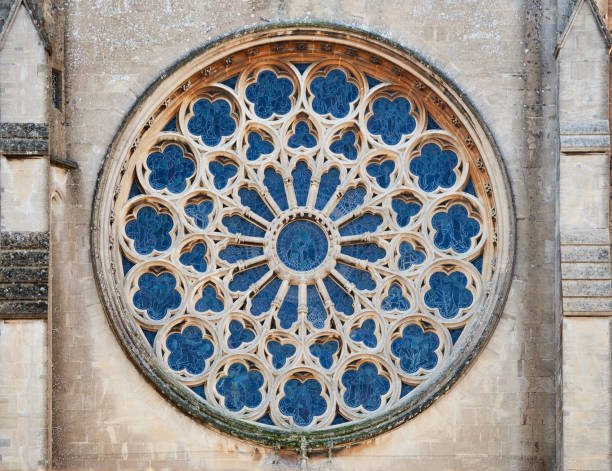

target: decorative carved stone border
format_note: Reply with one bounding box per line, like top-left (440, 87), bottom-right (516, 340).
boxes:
top-left (91, 24), bottom-right (515, 450)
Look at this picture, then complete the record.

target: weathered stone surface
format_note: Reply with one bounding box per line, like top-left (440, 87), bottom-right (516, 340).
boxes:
top-left (0, 267), bottom-right (48, 283)
top-left (0, 250), bottom-right (49, 267)
top-left (561, 244), bottom-right (610, 262)
top-left (561, 261), bottom-right (612, 279)
top-left (0, 231), bottom-right (49, 249)
top-left (0, 300), bottom-right (47, 317)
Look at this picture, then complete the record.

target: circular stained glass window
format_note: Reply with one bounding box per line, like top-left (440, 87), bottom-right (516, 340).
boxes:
top-left (92, 26), bottom-right (514, 448)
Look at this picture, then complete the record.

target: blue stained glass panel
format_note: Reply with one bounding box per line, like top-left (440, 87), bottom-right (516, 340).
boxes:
top-left (185, 199), bottom-right (213, 229)
top-left (121, 253), bottom-right (135, 275)
top-left (245, 70), bottom-right (293, 118)
top-left (209, 161), bottom-right (238, 189)
top-left (179, 243), bottom-right (208, 272)
top-left (251, 277), bottom-right (282, 316)
top-left (228, 320), bottom-right (255, 348)
top-left (190, 385), bottom-right (206, 400)
top-left (306, 284), bottom-right (327, 329)
top-left (267, 341), bottom-right (296, 369)
top-left (381, 282), bottom-right (410, 311)
top-left (292, 161), bottom-right (311, 207)
top-left (398, 241), bottom-right (426, 270)
top-left (229, 264), bottom-right (269, 292)
top-left (350, 319), bottom-right (377, 348)
top-left (278, 284), bottom-right (298, 329)
top-left (279, 378), bottom-right (327, 426)
top-left (288, 121), bottom-right (317, 148)
top-left (141, 328), bottom-right (156, 348)
top-left (450, 327), bottom-right (465, 344)
top-left (263, 168), bottom-right (289, 211)
top-left (330, 186), bottom-right (366, 221)
top-left (129, 181), bottom-right (143, 198)
top-left (366, 97), bottom-right (416, 145)
top-left (365, 75), bottom-right (382, 88)
top-left (400, 383), bottom-right (415, 398)
top-left (464, 178), bottom-right (477, 197)
top-left (341, 362), bottom-right (389, 411)
top-left (162, 116), bottom-right (177, 132)
top-left (366, 160), bottom-right (395, 188)
top-left (246, 132), bottom-right (274, 161)
top-left (133, 272), bottom-right (181, 320)
top-left (332, 413), bottom-right (348, 425)
top-left (146, 144), bottom-right (195, 193)
top-left (195, 284), bottom-right (224, 313)
top-left (311, 69), bottom-right (358, 118)
top-left (426, 115), bottom-right (441, 130)
top-left (424, 271), bottom-right (473, 318)
top-left (257, 413), bottom-right (274, 425)
top-left (310, 340), bottom-right (339, 369)
top-left (219, 244), bottom-right (263, 263)
top-left (341, 243), bottom-right (385, 262)
top-left (431, 204), bottom-right (480, 253)
top-left (222, 75), bottom-right (238, 89)
top-left (216, 363), bottom-right (264, 411)
top-left (472, 254), bottom-right (483, 273)
top-left (315, 168), bottom-right (341, 210)
top-left (187, 98), bottom-right (236, 146)
top-left (166, 325), bottom-right (214, 374)
top-left (238, 188), bottom-right (274, 221)
top-left (125, 206), bottom-right (173, 255)
top-left (222, 215), bottom-right (265, 238)
top-left (330, 131), bottom-right (358, 160)
top-left (391, 324), bottom-right (439, 373)
top-left (293, 63), bottom-right (311, 74)
top-left (323, 276), bottom-right (354, 315)
top-left (338, 213), bottom-right (382, 236)
top-left (409, 143), bottom-right (458, 192)
top-left (391, 198), bottom-right (421, 227)
top-left (336, 263), bottom-right (375, 291)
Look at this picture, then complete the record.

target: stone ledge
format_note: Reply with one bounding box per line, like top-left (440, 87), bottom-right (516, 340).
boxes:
top-left (0, 250), bottom-right (48, 267)
top-left (0, 123), bottom-right (49, 156)
top-left (0, 267), bottom-right (48, 283)
top-left (0, 284), bottom-right (48, 300)
top-left (561, 244), bottom-right (610, 262)
top-left (562, 279), bottom-right (612, 297)
top-left (561, 262), bottom-right (612, 279)
top-left (560, 228), bottom-right (610, 245)
top-left (0, 232), bottom-right (49, 250)
top-left (0, 300), bottom-right (48, 319)
top-left (0, 123), bottom-right (48, 139)
top-left (563, 297), bottom-right (612, 312)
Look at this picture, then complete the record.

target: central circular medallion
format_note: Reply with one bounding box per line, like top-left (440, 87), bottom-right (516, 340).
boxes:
top-left (276, 219), bottom-right (329, 271)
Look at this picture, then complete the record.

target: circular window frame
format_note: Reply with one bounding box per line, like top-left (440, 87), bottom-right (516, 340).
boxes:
top-left (91, 24), bottom-right (515, 450)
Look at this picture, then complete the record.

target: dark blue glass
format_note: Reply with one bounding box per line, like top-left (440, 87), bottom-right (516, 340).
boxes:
top-left (400, 383), bottom-right (415, 398)
top-left (431, 204), bottom-right (480, 253)
top-left (278, 285), bottom-right (298, 329)
top-left (424, 271), bottom-right (473, 318)
top-left (391, 324), bottom-right (439, 373)
top-left (251, 277), bottom-right (282, 316)
top-left (125, 206), bottom-right (173, 255)
top-left (216, 363), bottom-right (264, 411)
top-left (279, 378), bottom-right (327, 426)
top-left (128, 181), bottom-right (143, 198)
top-left (391, 197), bottom-right (421, 227)
top-left (341, 362), bottom-right (389, 411)
top-left (190, 385), bottom-right (206, 400)
top-left (450, 327), bottom-right (464, 344)
top-left (229, 264), bottom-right (269, 292)
top-left (121, 253), bottom-right (135, 275)
top-left (146, 144), bottom-right (195, 193)
top-left (310, 340), bottom-right (339, 369)
top-left (315, 168), bottom-right (341, 210)
top-left (141, 328), bottom-right (156, 348)
top-left (365, 75), bottom-right (382, 88)
top-left (222, 215), bottom-right (265, 238)
top-left (276, 220), bottom-right (328, 271)
top-left (267, 341), bottom-right (296, 369)
top-left (209, 161), bottom-right (238, 189)
top-left (245, 70), bottom-right (293, 118)
top-left (162, 116), bottom-right (177, 132)
top-left (332, 413), bottom-right (348, 425)
top-left (409, 143), bottom-right (458, 192)
top-left (366, 97), bottom-right (416, 145)
top-left (306, 284), bottom-right (327, 329)
top-left (288, 121), bottom-right (317, 148)
top-left (472, 253), bottom-right (483, 273)
top-left (311, 69), bottom-right (358, 118)
top-left (336, 263), bottom-right (375, 291)
top-left (257, 413), bottom-right (274, 425)
top-left (464, 178), bottom-right (477, 197)
top-left (341, 243), bottom-right (385, 262)
top-left (263, 168), bottom-right (289, 211)
top-left (350, 319), bottom-right (377, 348)
top-left (227, 320), bottom-right (255, 349)
top-left (246, 132), bottom-right (274, 161)
top-left (187, 98), bottom-right (236, 146)
top-left (426, 115), bottom-right (441, 130)
top-left (133, 272), bottom-right (181, 320)
top-left (222, 75), bottom-right (238, 89)
top-left (179, 243), bottom-right (207, 272)
top-left (381, 283), bottom-right (410, 311)
top-left (293, 63), bottom-right (311, 74)
top-left (185, 199), bottom-right (213, 230)
top-left (338, 213), bottom-right (382, 236)
top-left (366, 160), bottom-right (395, 188)
top-left (398, 241), bottom-right (426, 270)
top-left (292, 161), bottom-right (311, 206)
top-left (195, 284), bottom-right (224, 313)
top-left (329, 186), bottom-right (366, 221)
top-left (330, 131), bottom-right (358, 160)
top-left (166, 325), bottom-right (214, 374)
top-left (219, 244), bottom-right (263, 263)
top-left (323, 276), bottom-right (354, 315)
top-left (238, 188), bottom-right (274, 221)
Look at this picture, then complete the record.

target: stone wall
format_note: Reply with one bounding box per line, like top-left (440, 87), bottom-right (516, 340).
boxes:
top-left (49, 0), bottom-right (558, 469)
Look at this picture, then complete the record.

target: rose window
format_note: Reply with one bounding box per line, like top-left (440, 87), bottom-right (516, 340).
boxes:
top-left (92, 28), bottom-right (514, 448)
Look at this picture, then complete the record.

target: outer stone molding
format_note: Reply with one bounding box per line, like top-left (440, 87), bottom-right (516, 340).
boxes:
top-left (91, 25), bottom-right (515, 449)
